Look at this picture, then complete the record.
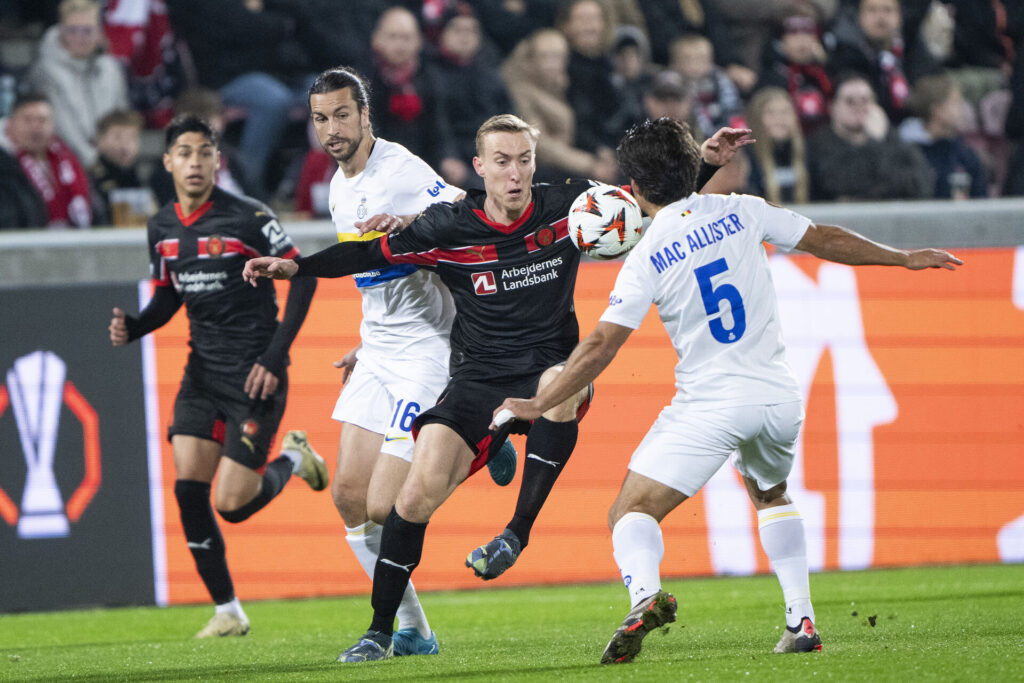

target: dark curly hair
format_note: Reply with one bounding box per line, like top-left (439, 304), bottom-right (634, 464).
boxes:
top-left (616, 117), bottom-right (701, 206)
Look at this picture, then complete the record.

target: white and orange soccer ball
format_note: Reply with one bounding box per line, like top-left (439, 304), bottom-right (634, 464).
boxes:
top-left (568, 184), bottom-right (644, 260)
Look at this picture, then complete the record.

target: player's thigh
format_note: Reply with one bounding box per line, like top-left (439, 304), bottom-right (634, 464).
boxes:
top-left (415, 377), bottom-right (535, 478)
top-left (214, 456), bottom-right (265, 510)
top-left (627, 404), bottom-right (752, 499)
top-left (609, 469), bottom-right (690, 528)
top-left (536, 364), bottom-right (593, 422)
top-left (168, 369), bottom-right (224, 481)
top-left (395, 422), bottom-right (476, 522)
top-left (334, 422), bottom-right (385, 504)
top-left (733, 401), bottom-right (804, 496)
top-left (171, 434), bottom-right (221, 482)
top-left (366, 454), bottom-right (411, 524)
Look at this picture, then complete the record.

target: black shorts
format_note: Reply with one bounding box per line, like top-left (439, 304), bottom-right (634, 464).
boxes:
top-left (168, 364), bottom-right (288, 470)
top-left (413, 369), bottom-right (593, 478)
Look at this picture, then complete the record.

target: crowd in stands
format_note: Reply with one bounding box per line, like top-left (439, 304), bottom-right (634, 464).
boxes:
top-left (0, 0), bottom-right (1022, 230)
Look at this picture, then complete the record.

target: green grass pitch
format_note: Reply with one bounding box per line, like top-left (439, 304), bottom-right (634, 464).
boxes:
top-left (2, 564), bottom-right (1022, 681)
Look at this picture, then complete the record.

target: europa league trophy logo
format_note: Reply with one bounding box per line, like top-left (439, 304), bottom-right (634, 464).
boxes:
top-left (8, 351), bottom-right (70, 538)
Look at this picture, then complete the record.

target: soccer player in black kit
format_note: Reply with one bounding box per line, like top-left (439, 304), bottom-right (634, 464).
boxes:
top-left (109, 115), bottom-right (322, 638)
top-left (244, 114), bottom-right (748, 662)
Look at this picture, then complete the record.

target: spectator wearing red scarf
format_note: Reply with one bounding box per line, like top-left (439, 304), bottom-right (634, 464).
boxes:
top-left (0, 93), bottom-right (91, 228)
top-left (427, 3), bottom-right (510, 188)
top-left (367, 6), bottom-right (461, 183)
top-left (827, 0), bottom-right (940, 123)
top-left (757, 14), bottom-right (833, 134)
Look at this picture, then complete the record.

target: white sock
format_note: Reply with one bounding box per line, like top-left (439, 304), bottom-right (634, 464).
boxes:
top-left (214, 597), bottom-right (248, 622)
top-left (611, 512), bottom-right (664, 608)
top-left (757, 504), bottom-right (814, 628)
top-left (346, 521), bottom-right (432, 638)
top-left (278, 448), bottom-right (301, 475)
top-left (345, 521), bottom-right (381, 578)
top-left (279, 449), bottom-right (302, 473)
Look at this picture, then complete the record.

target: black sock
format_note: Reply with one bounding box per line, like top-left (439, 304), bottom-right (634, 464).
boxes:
top-left (505, 417), bottom-right (578, 549)
top-left (175, 479), bottom-right (234, 605)
top-left (369, 507), bottom-right (427, 636)
top-left (218, 456), bottom-right (292, 523)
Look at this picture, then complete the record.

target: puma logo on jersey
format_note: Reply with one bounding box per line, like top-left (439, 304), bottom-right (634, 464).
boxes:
top-left (187, 538), bottom-right (213, 550)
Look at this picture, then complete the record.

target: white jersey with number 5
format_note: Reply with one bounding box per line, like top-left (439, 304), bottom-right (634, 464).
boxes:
top-left (600, 192), bottom-right (810, 408)
top-left (329, 138), bottom-right (462, 368)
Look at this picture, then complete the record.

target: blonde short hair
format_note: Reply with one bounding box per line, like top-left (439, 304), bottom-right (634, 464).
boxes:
top-left (475, 114), bottom-right (540, 156)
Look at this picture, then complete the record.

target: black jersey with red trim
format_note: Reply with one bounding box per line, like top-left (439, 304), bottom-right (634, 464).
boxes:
top-left (147, 186), bottom-right (300, 374)
top-left (381, 179), bottom-right (594, 382)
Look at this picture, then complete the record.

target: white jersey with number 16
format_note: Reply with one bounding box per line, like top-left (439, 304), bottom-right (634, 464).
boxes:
top-left (600, 192), bottom-right (810, 408)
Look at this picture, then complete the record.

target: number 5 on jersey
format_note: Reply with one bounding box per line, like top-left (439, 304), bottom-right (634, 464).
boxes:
top-left (695, 258), bottom-right (746, 344)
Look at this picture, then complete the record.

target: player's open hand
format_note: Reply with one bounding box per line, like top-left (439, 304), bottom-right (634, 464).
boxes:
top-left (243, 256), bottom-right (297, 286)
top-left (333, 344), bottom-right (360, 384)
top-left (355, 213), bottom-right (410, 236)
top-left (701, 127), bottom-right (755, 167)
top-left (245, 363), bottom-right (279, 400)
top-left (905, 249), bottom-right (963, 271)
top-left (109, 307), bottom-right (129, 346)
top-left (490, 398), bottom-right (542, 430)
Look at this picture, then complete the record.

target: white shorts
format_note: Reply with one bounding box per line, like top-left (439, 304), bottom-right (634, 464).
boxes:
top-left (331, 358), bottom-right (448, 462)
top-left (628, 401), bottom-right (804, 496)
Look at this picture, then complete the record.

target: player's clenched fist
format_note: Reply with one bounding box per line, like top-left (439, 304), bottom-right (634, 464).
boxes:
top-left (109, 307), bottom-right (129, 346)
top-left (243, 256), bottom-right (298, 285)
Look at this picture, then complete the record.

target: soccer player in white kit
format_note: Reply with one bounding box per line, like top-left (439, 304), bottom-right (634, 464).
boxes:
top-left (291, 67), bottom-right (512, 657)
top-left (491, 117), bottom-right (962, 664)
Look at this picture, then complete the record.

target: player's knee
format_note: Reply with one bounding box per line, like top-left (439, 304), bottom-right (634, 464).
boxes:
top-left (608, 499), bottom-right (634, 531)
top-left (394, 479), bottom-right (437, 524)
top-left (366, 497), bottom-right (391, 526)
top-left (215, 492), bottom-right (259, 523)
top-left (331, 475), bottom-right (368, 526)
top-left (745, 477), bottom-right (788, 505)
top-left (216, 505), bottom-right (249, 524)
top-left (537, 366), bottom-right (587, 421)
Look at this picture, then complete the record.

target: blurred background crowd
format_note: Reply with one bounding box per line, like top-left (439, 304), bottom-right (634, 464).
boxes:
top-left (0, 0), bottom-right (1021, 230)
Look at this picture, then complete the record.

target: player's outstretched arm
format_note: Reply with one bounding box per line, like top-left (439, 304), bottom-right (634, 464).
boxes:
top-left (245, 239), bottom-right (391, 286)
top-left (355, 213), bottom-right (415, 236)
top-left (701, 127), bottom-right (754, 168)
top-left (109, 286), bottom-right (182, 346)
top-left (794, 223), bottom-right (963, 270)
top-left (243, 256), bottom-right (298, 285)
top-left (491, 322), bottom-right (633, 429)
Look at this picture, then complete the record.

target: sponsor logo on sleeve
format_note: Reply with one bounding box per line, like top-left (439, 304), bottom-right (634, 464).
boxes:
top-left (260, 219), bottom-right (290, 250)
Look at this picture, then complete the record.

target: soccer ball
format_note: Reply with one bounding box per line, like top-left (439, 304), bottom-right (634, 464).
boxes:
top-left (568, 185), bottom-right (644, 260)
